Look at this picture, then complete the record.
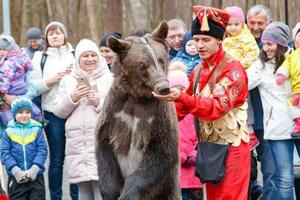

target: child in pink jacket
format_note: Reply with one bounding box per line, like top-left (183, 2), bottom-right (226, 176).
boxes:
top-left (168, 64), bottom-right (203, 200)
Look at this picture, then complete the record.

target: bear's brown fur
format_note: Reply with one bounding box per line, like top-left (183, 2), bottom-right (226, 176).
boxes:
top-left (96, 21), bottom-right (180, 200)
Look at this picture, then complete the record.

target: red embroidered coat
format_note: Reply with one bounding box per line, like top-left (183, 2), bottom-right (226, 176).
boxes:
top-left (175, 47), bottom-right (248, 122)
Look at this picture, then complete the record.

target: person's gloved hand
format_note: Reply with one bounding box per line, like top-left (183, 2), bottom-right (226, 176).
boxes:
top-left (11, 166), bottom-right (27, 183)
top-left (276, 74), bottom-right (286, 85)
top-left (26, 165), bottom-right (40, 181)
top-left (292, 94), bottom-right (300, 107)
top-left (186, 155), bottom-right (196, 166)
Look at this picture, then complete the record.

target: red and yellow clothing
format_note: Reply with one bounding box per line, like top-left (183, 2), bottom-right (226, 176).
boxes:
top-left (175, 46), bottom-right (250, 200)
top-left (175, 47), bottom-right (248, 121)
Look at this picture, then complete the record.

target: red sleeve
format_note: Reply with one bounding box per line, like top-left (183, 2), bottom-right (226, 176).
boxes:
top-left (176, 62), bottom-right (248, 121)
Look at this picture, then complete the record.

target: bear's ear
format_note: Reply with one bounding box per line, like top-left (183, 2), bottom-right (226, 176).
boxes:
top-left (107, 36), bottom-right (132, 54)
top-left (151, 20), bottom-right (168, 42)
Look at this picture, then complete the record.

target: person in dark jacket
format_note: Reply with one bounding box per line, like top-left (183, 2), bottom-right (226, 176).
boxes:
top-left (167, 19), bottom-right (187, 60)
top-left (24, 27), bottom-right (44, 59)
top-left (1, 97), bottom-right (48, 200)
top-left (246, 5), bottom-right (277, 200)
top-left (99, 32), bottom-right (122, 69)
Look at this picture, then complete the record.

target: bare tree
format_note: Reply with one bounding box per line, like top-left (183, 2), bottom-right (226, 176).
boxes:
top-left (105, 0), bottom-right (123, 33)
top-left (86, 0), bottom-right (98, 42)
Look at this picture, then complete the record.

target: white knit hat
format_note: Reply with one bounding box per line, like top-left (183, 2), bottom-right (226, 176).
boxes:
top-left (75, 39), bottom-right (101, 63)
top-left (292, 22), bottom-right (300, 41)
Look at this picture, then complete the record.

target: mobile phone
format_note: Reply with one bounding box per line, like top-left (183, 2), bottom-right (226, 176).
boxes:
top-left (66, 64), bottom-right (73, 74)
top-left (77, 77), bottom-right (90, 87)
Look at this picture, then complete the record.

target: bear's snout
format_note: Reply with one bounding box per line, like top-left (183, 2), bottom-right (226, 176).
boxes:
top-left (154, 80), bottom-right (170, 95)
top-left (158, 86), bottom-right (170, 95)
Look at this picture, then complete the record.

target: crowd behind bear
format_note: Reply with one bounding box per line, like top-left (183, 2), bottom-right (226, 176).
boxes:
top-left (0, 3), bottom-right (300, 200)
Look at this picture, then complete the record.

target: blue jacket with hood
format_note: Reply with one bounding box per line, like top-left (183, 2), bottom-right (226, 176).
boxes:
top-left (1, 119), bottom-right (47, 176)
top-left (171, 31), bottom-right (200, 76)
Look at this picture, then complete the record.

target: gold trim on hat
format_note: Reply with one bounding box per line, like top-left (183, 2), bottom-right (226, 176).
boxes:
top-left (201, 8), bottom-right (210, 31)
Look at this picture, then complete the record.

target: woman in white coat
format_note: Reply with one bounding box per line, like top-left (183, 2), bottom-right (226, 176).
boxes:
top-left (54, 39), bottom-right (113, 200)
top-left (247, 22), bottom-right (300, 200)
top-left (30, 21), bottom-right (78, 200)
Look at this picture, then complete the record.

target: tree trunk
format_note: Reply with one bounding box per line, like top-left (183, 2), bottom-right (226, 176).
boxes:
top-left (19, 0), bottom-right (30, 46)
top-left (46, 0), bottom-right (53, 21)
top-left (86, 0), bottom-right (98, 42)
top-left (105, 0), bottom-right (123, 33)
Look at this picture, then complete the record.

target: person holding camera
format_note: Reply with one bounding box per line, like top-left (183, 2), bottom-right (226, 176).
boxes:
top-left (1, 97), bottom-right (48, 200)
top-left (54, 39), bottom-right (113, 200)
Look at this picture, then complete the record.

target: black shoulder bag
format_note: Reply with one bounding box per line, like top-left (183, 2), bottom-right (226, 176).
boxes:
top-left (193, 64), bottom-right (230, 185)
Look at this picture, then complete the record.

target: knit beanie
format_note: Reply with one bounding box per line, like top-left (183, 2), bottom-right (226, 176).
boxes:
top-left (261, 21), bottom-right (290, 47)
top-left (75, 39), bottom-right (101, 63)
top-left (26, 27), bottom-right (42, 40)
top-left (168, 70), bottom-right (189, 89)
top-left (292, 22), bottom-right (300, 41)
top-left (99, 32), bottom-right (122, 47)
top-left (11, 98), bottom-right (33, 118)
top-left (224, 6), bottom-right (245, 23)
top-left (0, 34), bottom-right (17, 51)
top-left (45, 21), bottom-right (67, 38)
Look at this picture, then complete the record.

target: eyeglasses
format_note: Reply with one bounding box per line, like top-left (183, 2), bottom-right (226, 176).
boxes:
top-left (167, 34), bottom-right (184, 40)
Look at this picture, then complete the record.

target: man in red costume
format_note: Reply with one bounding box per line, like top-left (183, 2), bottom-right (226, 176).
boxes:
top-left (153, 6), bottom-right (250, 200)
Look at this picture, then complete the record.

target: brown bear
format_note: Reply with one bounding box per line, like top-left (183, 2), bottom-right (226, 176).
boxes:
top-left (96, 21), bottom-right (180, 200)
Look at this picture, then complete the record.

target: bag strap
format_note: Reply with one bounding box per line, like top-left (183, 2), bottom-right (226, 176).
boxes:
top-left (193, 64), bottom-right (202, 139)
top-left (40, 53), bottom-right (48, 73)
top-left (193, 64), bottom-right (202, 94)
top-left (40, 50), bottom-right (75, 74)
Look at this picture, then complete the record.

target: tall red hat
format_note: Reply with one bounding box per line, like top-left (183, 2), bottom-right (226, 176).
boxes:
top-left (191, 6), bottom-right (230, 40)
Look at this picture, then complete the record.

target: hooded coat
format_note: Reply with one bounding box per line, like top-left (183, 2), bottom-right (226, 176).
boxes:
top-left (54, 39), bottom-right (113, 184)
top-left (172, 32), bottom-right (200, 76)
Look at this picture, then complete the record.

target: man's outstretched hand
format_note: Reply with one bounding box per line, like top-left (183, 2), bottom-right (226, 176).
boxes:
top-left (152, 87), bottom-right (181, 101)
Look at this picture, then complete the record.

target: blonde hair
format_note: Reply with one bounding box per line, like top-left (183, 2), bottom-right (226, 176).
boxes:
top-left (168, 61), bottom-right (187, 72)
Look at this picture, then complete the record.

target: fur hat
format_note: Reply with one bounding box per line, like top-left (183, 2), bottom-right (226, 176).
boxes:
top-left (224, 6), bottom-right (245, 23)
top-left (0, 34), bottom-right (17, 51)
top-left (11, 98), bottom-right (33, 118)
top-left (99, 32), bottom-right (122, 47)
top-left (26, 27), bottom-right (42, 40)
top-left (191, 6), bottom-right (230, 40)
top-left (262, 21), bottom-right (290, 47)
top-left (75, 39), bottom-right (101, 63)
top-left (292, 22), bottom-right (300, 41)
top-left (45, 21), bottom-right (67, 38)
top-left (168, 70), bottom-right (189, 89)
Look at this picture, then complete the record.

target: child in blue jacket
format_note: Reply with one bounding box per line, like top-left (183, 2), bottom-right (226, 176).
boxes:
top-left (1, 97), bottom-right (47, 200)
top-left (171, 31), bottom-right (200, 76)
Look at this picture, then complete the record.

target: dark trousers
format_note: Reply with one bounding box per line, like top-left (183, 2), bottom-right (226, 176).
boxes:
top-left (8, 176), bottom-right (45, 200)
top-left (255, 130), bottom-right (277, 200)
top-left (44, 111), bottom-right (78, 200)
top-left (181, 189), bottom-right (203, 200)
top-left (295, 178), bottom-right (300, 200)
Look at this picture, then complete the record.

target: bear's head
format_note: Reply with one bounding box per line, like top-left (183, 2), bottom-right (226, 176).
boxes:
top-left (107, 21), bottom-right (170, 98)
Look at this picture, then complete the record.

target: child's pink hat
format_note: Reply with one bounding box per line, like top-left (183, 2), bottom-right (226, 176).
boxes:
top-left (167, 70), bottom-right (189, 89)
top-left (224, 6), bottom-right (245, 23)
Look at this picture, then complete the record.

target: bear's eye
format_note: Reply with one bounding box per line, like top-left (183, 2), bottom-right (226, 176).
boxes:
top-left (139, 62), bottom-right (147, 71)
top-left (158, 58), bottom-right (165, 65)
